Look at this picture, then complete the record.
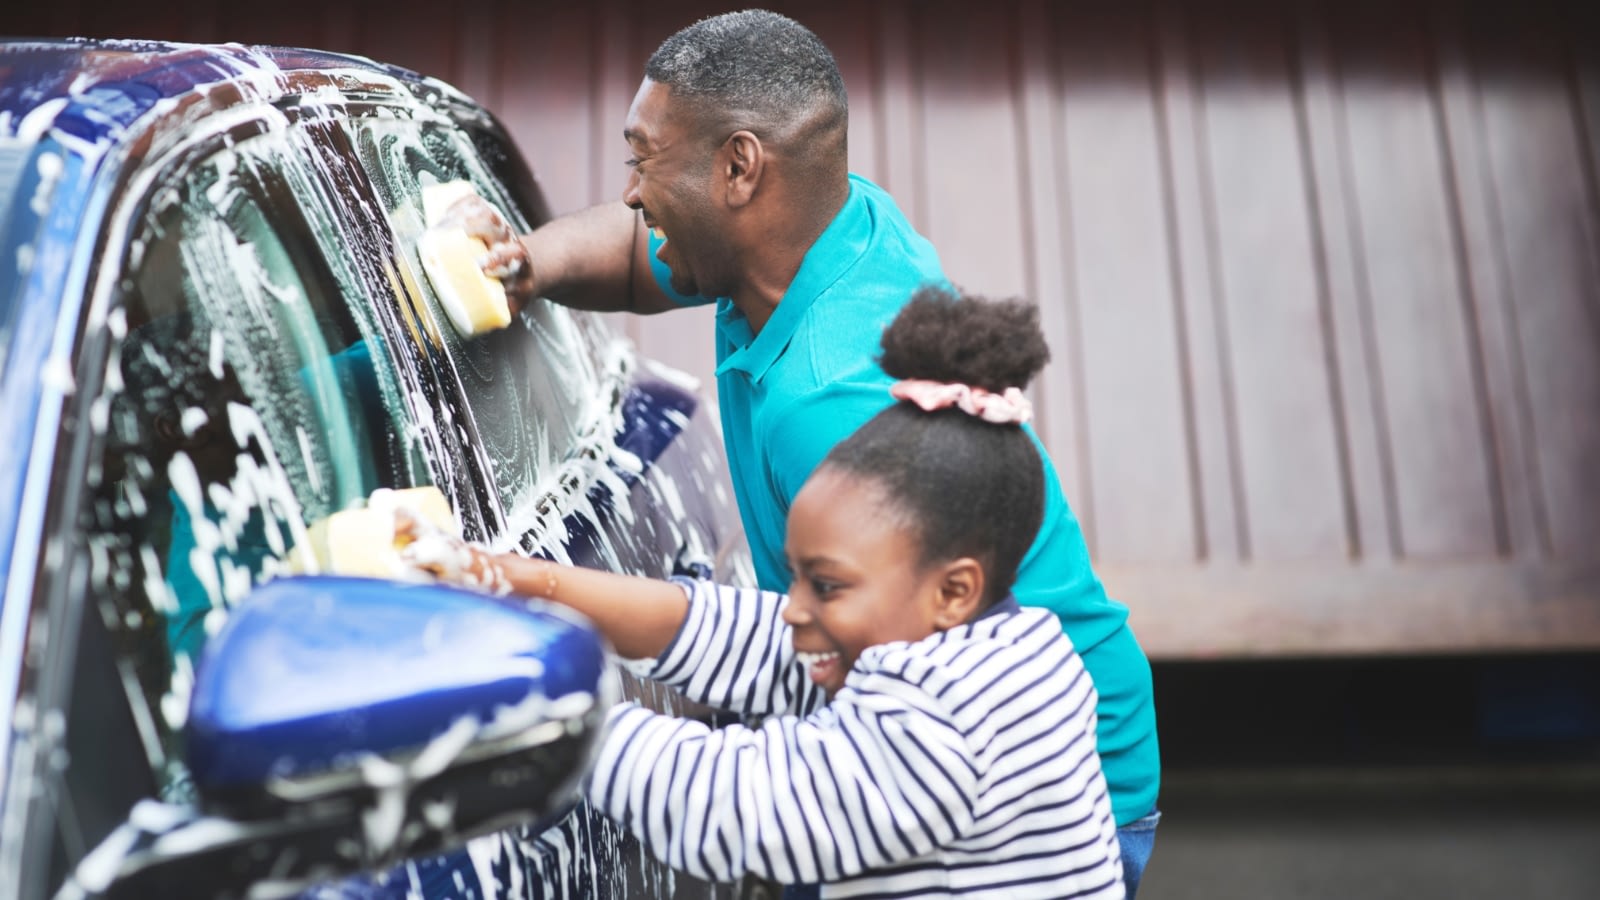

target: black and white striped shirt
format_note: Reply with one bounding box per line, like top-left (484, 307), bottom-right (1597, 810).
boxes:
top-left (587, 579), bottom-right (1125, 898)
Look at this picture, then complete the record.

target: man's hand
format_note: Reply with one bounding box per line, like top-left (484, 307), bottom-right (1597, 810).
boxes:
top-left (437, 194), bottom-right (537, 309)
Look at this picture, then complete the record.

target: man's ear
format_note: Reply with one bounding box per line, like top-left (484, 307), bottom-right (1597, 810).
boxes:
top-left (722, 130), bottom-right (764, 208)
top-left (932, 558), bottom-right (985, 629)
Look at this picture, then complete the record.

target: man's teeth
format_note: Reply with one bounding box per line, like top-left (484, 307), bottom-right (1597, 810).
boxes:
top-left (796, 651), bottom-right (839, 667)
top-left (651, 227), bottom-right (665, 240)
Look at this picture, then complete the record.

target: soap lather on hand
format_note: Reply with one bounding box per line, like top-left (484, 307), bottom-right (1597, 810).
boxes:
top-left (394, 508), bottom-right (513, 596)
top-left (422, 180), bottom-right (535, 327)
top-left (416, 181), bottom-right (527, 338)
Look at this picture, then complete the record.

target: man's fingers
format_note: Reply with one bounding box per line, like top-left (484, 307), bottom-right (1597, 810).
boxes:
top-left (443, 195), bottom-right (512, 242)
top-left (484, 245), bottom-right (536, 304)
top-left (483, 246), bottom-right (529, 279)
top-left (436, 196), bottom-right (534, 304)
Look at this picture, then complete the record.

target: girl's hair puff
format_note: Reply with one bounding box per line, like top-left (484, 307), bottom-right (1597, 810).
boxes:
top-left (822, 285), bottom-right (1052, 606)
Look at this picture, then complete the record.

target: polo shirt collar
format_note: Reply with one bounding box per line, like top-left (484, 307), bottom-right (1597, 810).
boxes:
top-left (978, 595), bottom-right (1023, 620)
top-left (715, 179), bottom-right (870, 382)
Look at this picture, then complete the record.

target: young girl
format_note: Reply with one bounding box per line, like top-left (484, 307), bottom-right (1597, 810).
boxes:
top-left (402, 287), bottom-right (1125, 899)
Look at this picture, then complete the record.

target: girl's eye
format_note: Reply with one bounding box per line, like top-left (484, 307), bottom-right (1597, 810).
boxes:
top-left (811, 578), bottom-right (840, 598)
top-left (623, 157), bottom-right (640, 169)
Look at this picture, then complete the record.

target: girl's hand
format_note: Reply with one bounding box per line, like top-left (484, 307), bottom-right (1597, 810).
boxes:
top-left (394, 512), bottom-right (688, 659)
top-left (395, 508), bottom-right (512, 596)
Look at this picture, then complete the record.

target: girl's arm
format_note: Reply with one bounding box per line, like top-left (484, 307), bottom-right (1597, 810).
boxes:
top-left (647, 579), bottom-right (823, 717)
top-left (589, 676), bottom-right (982, 885)
top-left (496, 555), bottom-right (688, 661)
top-left (398, 512), bottom-right (686, 660)
top-left (398, 514), bottom-right (821, 715)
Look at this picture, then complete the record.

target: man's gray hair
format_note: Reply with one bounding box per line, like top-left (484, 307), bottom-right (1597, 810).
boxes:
top-left (645, 9), bottom-right (847, 133)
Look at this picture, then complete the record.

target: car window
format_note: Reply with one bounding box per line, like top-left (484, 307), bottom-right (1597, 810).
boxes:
top-left (348, 117), bottom-right (606, 539)
top-left (0, 143), bottom-right (30, 371)
top-left (81, 122), bottom-right (414, 796)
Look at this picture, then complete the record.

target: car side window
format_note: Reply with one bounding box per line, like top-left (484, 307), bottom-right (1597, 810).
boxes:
top-left (348, 117), bottom-right (605, 539)
top-left (82, 125), bottom-right (411, 795)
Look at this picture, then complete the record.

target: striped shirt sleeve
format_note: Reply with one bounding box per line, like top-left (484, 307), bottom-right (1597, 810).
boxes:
top-left (638, 578), bottom-right (825, 717)
top-left (587, 672), bottom-right (980, 885)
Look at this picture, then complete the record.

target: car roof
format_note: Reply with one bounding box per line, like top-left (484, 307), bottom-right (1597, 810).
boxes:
top-left (0, 39), bottom-right (425, 131)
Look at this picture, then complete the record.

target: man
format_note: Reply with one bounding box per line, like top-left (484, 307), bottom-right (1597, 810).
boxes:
top-left (455, 9), bottom-right (1161, 894)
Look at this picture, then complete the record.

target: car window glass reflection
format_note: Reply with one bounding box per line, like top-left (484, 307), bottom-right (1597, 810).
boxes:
top-left (85, 134), bottom-right (407, 799)
top-left (350, 118), bottom-right (606, 539)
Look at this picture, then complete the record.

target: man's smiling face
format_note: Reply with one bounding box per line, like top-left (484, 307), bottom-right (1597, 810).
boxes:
top-left (621, 78), bottom-right (734, 299)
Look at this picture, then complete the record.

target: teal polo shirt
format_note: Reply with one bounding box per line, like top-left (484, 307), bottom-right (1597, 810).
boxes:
top-left (649, 173), bottom-right (1159, 825)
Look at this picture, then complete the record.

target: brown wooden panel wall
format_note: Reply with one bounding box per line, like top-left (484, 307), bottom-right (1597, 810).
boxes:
top-left (8, 0), bottom-right (1598, 658)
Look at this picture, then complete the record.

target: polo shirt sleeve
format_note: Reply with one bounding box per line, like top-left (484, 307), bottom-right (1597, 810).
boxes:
top-left (761, 379), bottom-right (896, 510)
top-left (646, 229), bottom-right (714, 308)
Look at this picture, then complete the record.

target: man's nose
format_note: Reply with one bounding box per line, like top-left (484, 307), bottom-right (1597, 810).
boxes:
top-left (622, 168), bottom-right (642, 208)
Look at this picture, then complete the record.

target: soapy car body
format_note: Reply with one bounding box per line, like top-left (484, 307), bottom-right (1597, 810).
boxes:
top-left (0, 38), bottom-right (751, 900)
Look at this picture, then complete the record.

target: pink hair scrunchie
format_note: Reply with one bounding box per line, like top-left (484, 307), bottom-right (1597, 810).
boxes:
top-left (889, 379), bottom-right (1033, 425)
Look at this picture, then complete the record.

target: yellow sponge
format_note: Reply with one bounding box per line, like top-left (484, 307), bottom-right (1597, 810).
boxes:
top-left (417, 226), bottom-right (512, 338)
top-left (416, 181), bottom-right (512, 338)
top-left (290, 486), bottom-right (459, 578)
top-left (421, 180), bottom-right (479, 227)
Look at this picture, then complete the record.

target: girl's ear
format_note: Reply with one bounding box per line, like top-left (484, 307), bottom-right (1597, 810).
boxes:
top-left (933, 558), bottom-right (985, 629)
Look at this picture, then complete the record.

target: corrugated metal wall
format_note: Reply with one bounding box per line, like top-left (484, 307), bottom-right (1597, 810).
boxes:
top-left (8, 0), bottom-right (1599, 658)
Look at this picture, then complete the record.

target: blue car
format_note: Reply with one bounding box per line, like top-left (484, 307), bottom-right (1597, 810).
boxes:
top-left (0, 39), bottom-right (752, 900)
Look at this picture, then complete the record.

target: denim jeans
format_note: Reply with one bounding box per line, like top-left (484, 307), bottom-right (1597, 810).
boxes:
top-left (1117, 807), bottom-right (1162, 899)
top-left (782, 809), bottom-right (1161, 900)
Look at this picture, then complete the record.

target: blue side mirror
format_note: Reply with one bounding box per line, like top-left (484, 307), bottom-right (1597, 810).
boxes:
top-left (56, 576), bottom-right (610, 900)
top-left (188, 575), bottom-right (607, 803)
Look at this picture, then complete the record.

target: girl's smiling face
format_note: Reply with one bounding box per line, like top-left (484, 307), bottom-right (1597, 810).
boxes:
top-left (782, 467), bottom-right (983, 697)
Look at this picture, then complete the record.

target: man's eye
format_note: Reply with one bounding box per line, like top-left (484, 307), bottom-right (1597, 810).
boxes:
top-left (623, 157), bottom-right (640, 168)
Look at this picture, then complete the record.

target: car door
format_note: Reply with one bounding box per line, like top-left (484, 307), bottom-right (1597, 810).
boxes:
top-left (23, 72), bottom-right (737, 898)
top-left (331, 95), bottom-right (738, 900)
top-left (16, 98), bottom-right (444, 900)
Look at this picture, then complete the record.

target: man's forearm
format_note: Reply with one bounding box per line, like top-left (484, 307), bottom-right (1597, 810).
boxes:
top-left (523, 203), bottom-right (678, 314)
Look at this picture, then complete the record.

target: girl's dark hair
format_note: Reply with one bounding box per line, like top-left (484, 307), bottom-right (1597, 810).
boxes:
top-left (823, 285), bottom-right (1052, 607)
